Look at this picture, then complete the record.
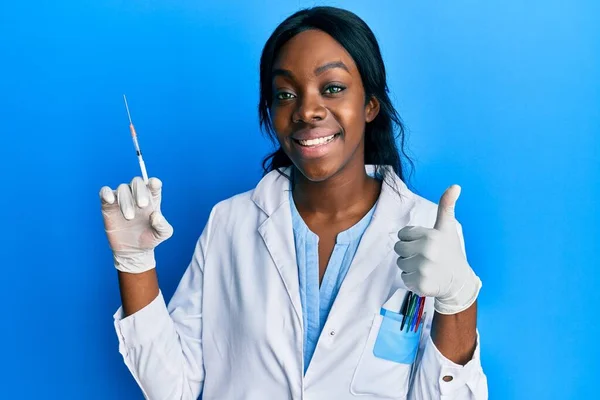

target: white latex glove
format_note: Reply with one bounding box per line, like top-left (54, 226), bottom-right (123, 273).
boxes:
top-left (394, 185), bottom-right (482, 315)
top-left (99, 176), bottom-right (173, 274)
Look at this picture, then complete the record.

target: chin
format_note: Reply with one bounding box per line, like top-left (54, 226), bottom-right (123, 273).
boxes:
top-left (293, 160), bottom-right (343, 183)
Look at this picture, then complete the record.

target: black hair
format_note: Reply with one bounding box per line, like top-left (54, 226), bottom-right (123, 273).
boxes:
top-left (258, 6), bottom-right (414, 186)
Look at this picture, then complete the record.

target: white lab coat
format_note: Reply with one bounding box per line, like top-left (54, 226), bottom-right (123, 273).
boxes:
top-left (113, 165), bottom-right (488, 400)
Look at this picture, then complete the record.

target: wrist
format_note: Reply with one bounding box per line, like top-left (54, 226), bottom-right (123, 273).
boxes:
top-left (435, 269), bottom-right (482, 315)
top-left (113, 249), bottom-right (156, 274)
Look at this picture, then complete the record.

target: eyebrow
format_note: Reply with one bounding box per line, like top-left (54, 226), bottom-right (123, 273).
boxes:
top-left (272, 61), bottom-right (350, 80)
top-left (314, 61), bottom-right (349, 75)
top-left (272, 68), bottom-right (294, 79)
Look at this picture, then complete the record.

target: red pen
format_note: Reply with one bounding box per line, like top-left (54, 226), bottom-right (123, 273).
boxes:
top-left (414, 297), bottom-right (425, 332)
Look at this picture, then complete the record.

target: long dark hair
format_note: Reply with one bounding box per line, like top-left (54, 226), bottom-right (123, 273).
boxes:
top-left (258, 6), bottom-right (414, 185)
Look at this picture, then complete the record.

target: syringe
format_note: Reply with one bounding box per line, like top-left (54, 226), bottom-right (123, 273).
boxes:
top-left (123, 94), bottom-right (150, 185)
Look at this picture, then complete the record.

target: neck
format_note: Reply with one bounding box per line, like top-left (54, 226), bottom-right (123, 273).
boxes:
top-left (291, 160), bottom-right (380, 217)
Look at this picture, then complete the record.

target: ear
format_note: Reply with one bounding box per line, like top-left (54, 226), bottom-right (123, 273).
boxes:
top-left (365, 96), bottom-right (380, 123)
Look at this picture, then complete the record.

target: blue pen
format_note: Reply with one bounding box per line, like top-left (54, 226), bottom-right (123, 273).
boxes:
top-left (410, 297), bottom-right (421, 331)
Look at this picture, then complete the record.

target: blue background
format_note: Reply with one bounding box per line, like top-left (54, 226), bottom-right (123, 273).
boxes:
top-left (1, 0), bottom-right (598, 398)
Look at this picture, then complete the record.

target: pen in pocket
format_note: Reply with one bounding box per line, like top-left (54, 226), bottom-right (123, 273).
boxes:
top-left (410, 297), bottom-right (422, 332)
top-left (400, 292), bottom-right (427, 333)
top-left (407, 294), bottom-right (419, 332)
top-left (400, 292), bottom-right (412, 331)
top-left (414, 297), bottom-right (425, 332)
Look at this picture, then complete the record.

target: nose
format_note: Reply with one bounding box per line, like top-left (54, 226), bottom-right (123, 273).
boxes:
top-left (292, 92), bottom-right (327, 123)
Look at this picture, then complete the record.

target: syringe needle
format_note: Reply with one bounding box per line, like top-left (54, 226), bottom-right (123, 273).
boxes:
top-left (123, 94), bottom-right (133, 125)
top-left (122, 94), bottom-right (150, 187)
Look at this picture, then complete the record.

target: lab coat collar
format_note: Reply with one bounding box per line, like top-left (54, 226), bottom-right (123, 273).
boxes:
top-left (253, 165), bottom-right (416, 329)
top-left (251, 164), bottom-right (414, 224)
top-left (254, 167), bottom-right (302, 326)
top-left (251, 167), bottom-right (294, 217)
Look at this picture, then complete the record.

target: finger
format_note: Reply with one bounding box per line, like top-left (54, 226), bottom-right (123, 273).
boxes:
top-left (397, 226), bottom-right (429, 241)
top-left (99, 186), bottom-right (115, 205)
top-left (148, 177), bottom-right (162, 199)
top-left (131, 177), bottom-right (150, 208)
top-left (400, 271), bottom-right (420, 293)
top-left (116, 183), bottom-right (135, 220)
top-left (396, 253), bottom-right (425, 274)
top-left (402, 271), bottom-right (438, 297)
top-left (148, 177), bottom-right (163, 209)
top-left (434, 184), bottom-right (461, 231)
top-left (394, 238), bottom-right (424, 259)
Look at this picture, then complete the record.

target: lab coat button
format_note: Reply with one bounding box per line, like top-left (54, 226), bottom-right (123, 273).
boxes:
top-left (329, 330), bottom-right (336, 336)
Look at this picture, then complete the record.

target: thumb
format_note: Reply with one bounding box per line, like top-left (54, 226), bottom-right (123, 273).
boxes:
top-left (434, 184), bottom-right (461, 231)
top-left (150, 211), bottom-right (174, 239)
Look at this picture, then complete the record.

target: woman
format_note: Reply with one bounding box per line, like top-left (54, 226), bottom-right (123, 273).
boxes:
top-left (100, 6), bottom-right (487, 400)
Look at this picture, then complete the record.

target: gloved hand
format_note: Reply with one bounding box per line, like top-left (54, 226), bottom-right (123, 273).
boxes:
top-left (99, 176), bottom-right (173, 274)
top-left (394, 185), bottom-right (482, 315)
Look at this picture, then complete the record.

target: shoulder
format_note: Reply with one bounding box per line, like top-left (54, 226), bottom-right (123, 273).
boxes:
top-left (205, 168), bottom-right (288, 230)
top-left (208, 188), bottom-right (259, 230)
top-left (390, 180), bottom-right (439, 229)
top-left (411, 193), bottom-right (439, 225)
top-left (213, 189), bottom-right (256, 214)
top-left (210, 168), bottom-right (290, 222)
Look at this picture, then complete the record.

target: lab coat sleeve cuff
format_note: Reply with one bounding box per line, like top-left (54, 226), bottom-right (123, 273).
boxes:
top-left (421, 329), bottom-right (488, 398)
top-left (113, 290), bottom-right (171, 349)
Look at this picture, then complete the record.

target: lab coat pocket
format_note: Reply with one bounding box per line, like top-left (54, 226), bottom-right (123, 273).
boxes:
top-left (373, 309), bottom-right (422, 364)
top-left (350, 310), bottom-right (420, 399)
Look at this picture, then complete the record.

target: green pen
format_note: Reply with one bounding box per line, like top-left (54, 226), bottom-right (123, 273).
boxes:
top-left (403, 293), bottom-right (417, 332)
top-left (407, 295), bottom-right (418, 332)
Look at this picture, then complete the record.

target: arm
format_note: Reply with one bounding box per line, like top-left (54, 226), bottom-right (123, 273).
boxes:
top-left (408, 315), bottom-right (487, 400)
top-left (101, 177), bottom-right (212, 399)
top-left (431, 301), bottom-right (477, 366)
top-left (406, 223), bottom-right (487, 399)
top-left (430, 218), bottom-right (477, 365)
top-left (113, 219), bottom-right (212, 400)
top-left (396, 186), bottom-right (488, 398)
top-left (118, 269), bottom-right (159, 317)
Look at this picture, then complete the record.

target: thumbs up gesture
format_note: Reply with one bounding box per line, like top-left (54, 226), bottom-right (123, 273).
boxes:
top-left (394, 185), bottom-right (482, 315)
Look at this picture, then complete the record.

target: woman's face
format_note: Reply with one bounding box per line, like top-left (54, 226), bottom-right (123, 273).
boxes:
top-left (270, 29), bottom-right (380, 182)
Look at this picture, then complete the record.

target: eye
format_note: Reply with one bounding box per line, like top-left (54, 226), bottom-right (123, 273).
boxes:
top-left (323, 84), bottom-right (346, 95)
top-left (275, 91), bottom-right (296, 101)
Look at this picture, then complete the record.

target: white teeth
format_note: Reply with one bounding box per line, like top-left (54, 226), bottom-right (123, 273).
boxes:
top-left (298, 134), bottom-right (336, 147)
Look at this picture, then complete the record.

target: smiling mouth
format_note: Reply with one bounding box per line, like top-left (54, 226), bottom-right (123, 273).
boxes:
top-left (293, 132), bottom-right (341, 147)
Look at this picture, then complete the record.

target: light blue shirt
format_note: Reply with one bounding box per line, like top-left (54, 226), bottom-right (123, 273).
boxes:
top-left (289, 190), bottom-right (377, 373)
